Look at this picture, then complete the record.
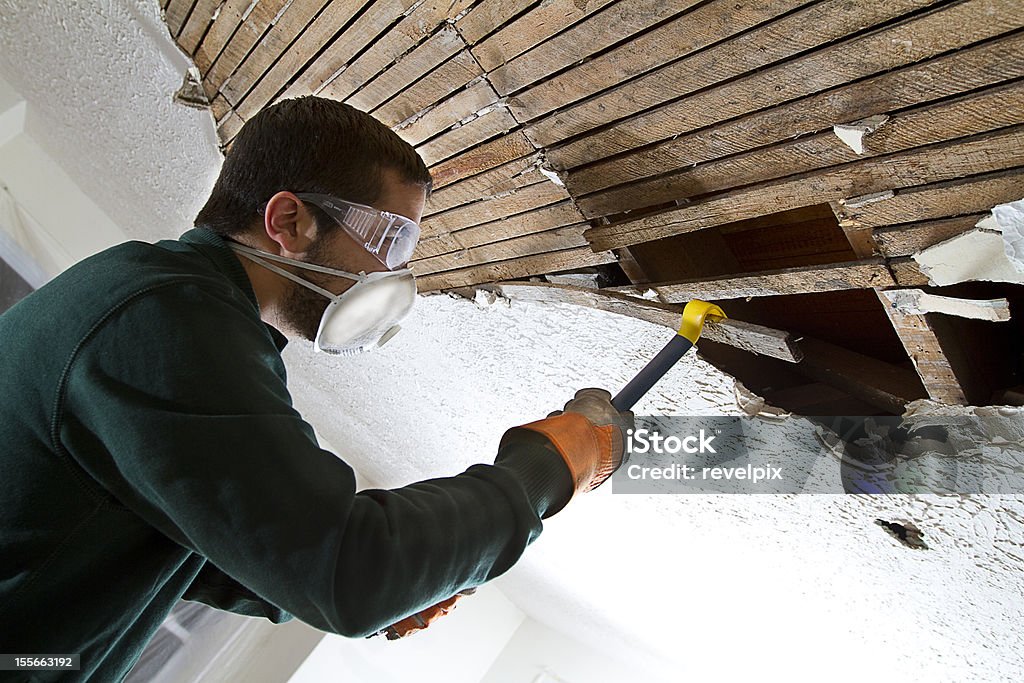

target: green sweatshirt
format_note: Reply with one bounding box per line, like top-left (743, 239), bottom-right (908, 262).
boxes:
top-left (0, 227), bottom-right (572, 682)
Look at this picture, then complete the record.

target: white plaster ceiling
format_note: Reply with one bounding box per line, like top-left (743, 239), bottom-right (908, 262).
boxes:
top-left (2, 2), bottom-right (1022, 680)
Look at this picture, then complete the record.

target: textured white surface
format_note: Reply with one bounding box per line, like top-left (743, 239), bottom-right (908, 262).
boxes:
top-left (994, 198), bottom-right (1024, 273)
top-left (2, 2), bottom-right (1022, 680)
top-left (0, 0), bottom-right (221, 243)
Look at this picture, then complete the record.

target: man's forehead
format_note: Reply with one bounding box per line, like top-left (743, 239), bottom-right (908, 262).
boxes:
top-left (374, 168), bottom-right (427, 223)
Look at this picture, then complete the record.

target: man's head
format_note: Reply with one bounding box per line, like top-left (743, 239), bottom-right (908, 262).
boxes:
top-left (195, 97), bottom-right (432, 341)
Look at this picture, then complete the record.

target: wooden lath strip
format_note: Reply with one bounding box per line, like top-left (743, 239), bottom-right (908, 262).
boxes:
top-left (220, 0), bottom-right (336, 105)
top-left (612, 260), bottom-right (895, 302)
top-left (415, 202), bottom-right (585, 258)
top-left (193, 0), bottom-right (251, 73)
top-left (164, 0), bottom-right (198, 38)
top-left (275, 0), bottom-right (437, 103)
top-left (487, 0), bottom-right (702, 96)
top-left (889, 258), bottom-right (931, 286)
top-left (424, 153), bottom-right (543, 216)
top-left (415, 247), bottom-right (617, 292)
top-left (411, 225), bottom-right (589, 276)
top-left (416, 108), bottom-right (519, 166)
top-left (177, 0), bottom-right (222, 55)
top-left (372, 50), bottom-right (483, 128)
top-left (540, 0), bottom-right (1021, 166)
top-left (573, 79), bottom-right (1024, 225)
top-left (396, 79), bottom-right (500, 147)
top-left (428, 131), bottom-right (536, 189)
top-left (584, 126), bottom-right (1024, 251)
top-left (455, 0), bottom-right (536, 45)
top-left (345, 25), bottom-right (464, 113)
top-left (318, 0), bottom-right (475, 104)
top-left (201, 0), bottom-right (290, 95)
top-left (421, 180), bottom-right (569, 238)
top-left (468, 0), bottom-right (618, 72)
top-left (835, 167), bottom-right (1024, 229)
top-left (508, 0), bottom-right (811, 124)
top-left (873, 215), bottom-right (986, 257)
top-left (571, 66), bottom-right (1024, 201)
top-left (464, 281), bottom-right (804, 362)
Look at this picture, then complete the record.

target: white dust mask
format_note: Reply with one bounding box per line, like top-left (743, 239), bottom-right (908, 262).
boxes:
top-left (228, 242), bottom-right (417, 356)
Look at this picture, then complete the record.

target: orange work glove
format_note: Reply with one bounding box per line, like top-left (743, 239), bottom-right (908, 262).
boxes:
top-left (375, 588), bottom-right (476, 640)
top-left (511, 388), bottom-right (634, 496)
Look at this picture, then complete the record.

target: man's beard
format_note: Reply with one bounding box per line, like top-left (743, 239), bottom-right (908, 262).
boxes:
top-left (277, 238), bottom-right (342, 342)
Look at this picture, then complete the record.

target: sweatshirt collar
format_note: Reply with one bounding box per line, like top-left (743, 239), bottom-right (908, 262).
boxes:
top-left (178, 227), bottom-right (289, 351)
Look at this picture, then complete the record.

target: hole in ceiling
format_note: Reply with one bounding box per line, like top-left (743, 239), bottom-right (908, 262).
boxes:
top-left (875, 519), bottom-right (929, 550)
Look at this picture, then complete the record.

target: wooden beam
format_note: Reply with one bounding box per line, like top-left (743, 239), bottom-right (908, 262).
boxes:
top-left (176, 0), bottom-right (220, 55)
top-left (876, 292), bottom-right (971, 404)
top-left (889, 258), bottom-right (931, 286)
top-left (795, 337), bottom-right (926, 414)
top-left (164, 0), bottom-right (196, 38)
top-left (873, 214), bottom-right (986, 257)
top-left (201, 0), bottom-right (290, 94)
top-left (412, 225), bottom-right (589, 276)
top-left (396, 79), bottom-right (500, 147)
top-left (509, 0), bottom-right (809, 123)
top-left (584, 126), bottom-right (1024, 251)
top-left (613, 260), bottom-right (895, 302)
top-left (415, 247), bottom-right (617, 292)
top-left (454, 0), bottom-right (534, 45)
top-left (460, 281), bottom-right (804, 362)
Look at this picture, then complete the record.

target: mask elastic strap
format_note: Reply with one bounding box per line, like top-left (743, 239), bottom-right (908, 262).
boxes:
top-left (228, 243), bottom-right (354, 301)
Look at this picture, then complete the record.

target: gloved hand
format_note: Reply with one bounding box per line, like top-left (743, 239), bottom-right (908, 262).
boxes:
top-left (373, 588), bottom-right (476, 640)
top-left (517, 388), bottom-right (634, 496)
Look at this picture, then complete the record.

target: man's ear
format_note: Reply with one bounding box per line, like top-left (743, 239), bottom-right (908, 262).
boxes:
top-left (264, 191), bottom-right (318, 256)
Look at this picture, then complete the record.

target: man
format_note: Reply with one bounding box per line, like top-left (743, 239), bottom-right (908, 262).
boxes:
top-left (0, 97), bottom-right (632, 681)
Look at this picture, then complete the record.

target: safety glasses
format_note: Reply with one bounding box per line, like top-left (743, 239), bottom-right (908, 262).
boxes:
top-left (295, 193), bottom-right (420, 270)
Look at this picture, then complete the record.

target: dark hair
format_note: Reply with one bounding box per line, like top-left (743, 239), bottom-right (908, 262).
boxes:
top-left (195, 97), bottom-right (432, 236)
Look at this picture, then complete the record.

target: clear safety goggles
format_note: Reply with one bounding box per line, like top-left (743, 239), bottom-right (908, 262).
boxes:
top-left (296, 193), bottom-right (420, 270)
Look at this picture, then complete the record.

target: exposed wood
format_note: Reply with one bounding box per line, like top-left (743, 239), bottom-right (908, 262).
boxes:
top-left (209, 92), bottom-right (231, 122)
top-left (614, 260), bottom-right (895, 302)
top-left (876, 292), bottom-right (971, 404)
top-left (415, 202), bottom-right (585, 257)
top-left (216, 109), bottom-right (244, 143)
top-left (469, 0), bottom-right (618, 73)
top-left (416, 108), bottom-right (519, 166)
top-left (489, 0), bottom-right (699, 96)
top-left (873, 215), bottom-right (986, 257)
top-left (584, 127), bottom-right (1024, 251)
top-left (201, 0), bottom-right (290, 94)
top-left (319, 0), bottom-right (475, 103)
top-left (164, 0), bottom-right (196, 38)
top-left (396, 79), bottom-right (500, 147)
top-left (412, 225), bottom-right (589, 275)
top-left (194, 0), bottom-right (251, 73)
top-left (454, 0), bottom-right (535, 45)
top-left (428, 131), bottom-right (536, 189)
top-left (572, 76), bottom-right (1024, 206)
top-left (615, 247), bottom-right (651, 285)
top-left (421, 180), bottom-right (569, 237)
top-left (795, 337), bottom-right (926, 414)
top-left (835, 167), bottom-right (1024, 229)
top-left (880, 289), bottom-right (1011, 322)
top-left (889, 258), bottom-right (931, 286)
top-left (415, 247), bottom-right (618, 292)
top-left (461, 281), bottom-right (804, 362)
top-left (424, 154), bottom-right (543, 216)
top-left (508, 0), bottom-right (810, 123)
top-left (372, 50), bottom-right (483, 128)
top-left (177, 0), bottom-right (221, 55)
top-left (539, 0), bottom-right (1020, 165)
top-left (344, 25), bottom-right (465, 113)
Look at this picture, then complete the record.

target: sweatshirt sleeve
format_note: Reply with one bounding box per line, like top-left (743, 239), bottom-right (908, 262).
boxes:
top-left (57, 282), bottom-right (573, 637)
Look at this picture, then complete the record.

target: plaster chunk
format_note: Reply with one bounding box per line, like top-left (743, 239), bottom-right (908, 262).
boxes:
top-left (833, 114), bottom-right (890, 154)
top-left (914, 228), bottom-right (1024, 286)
